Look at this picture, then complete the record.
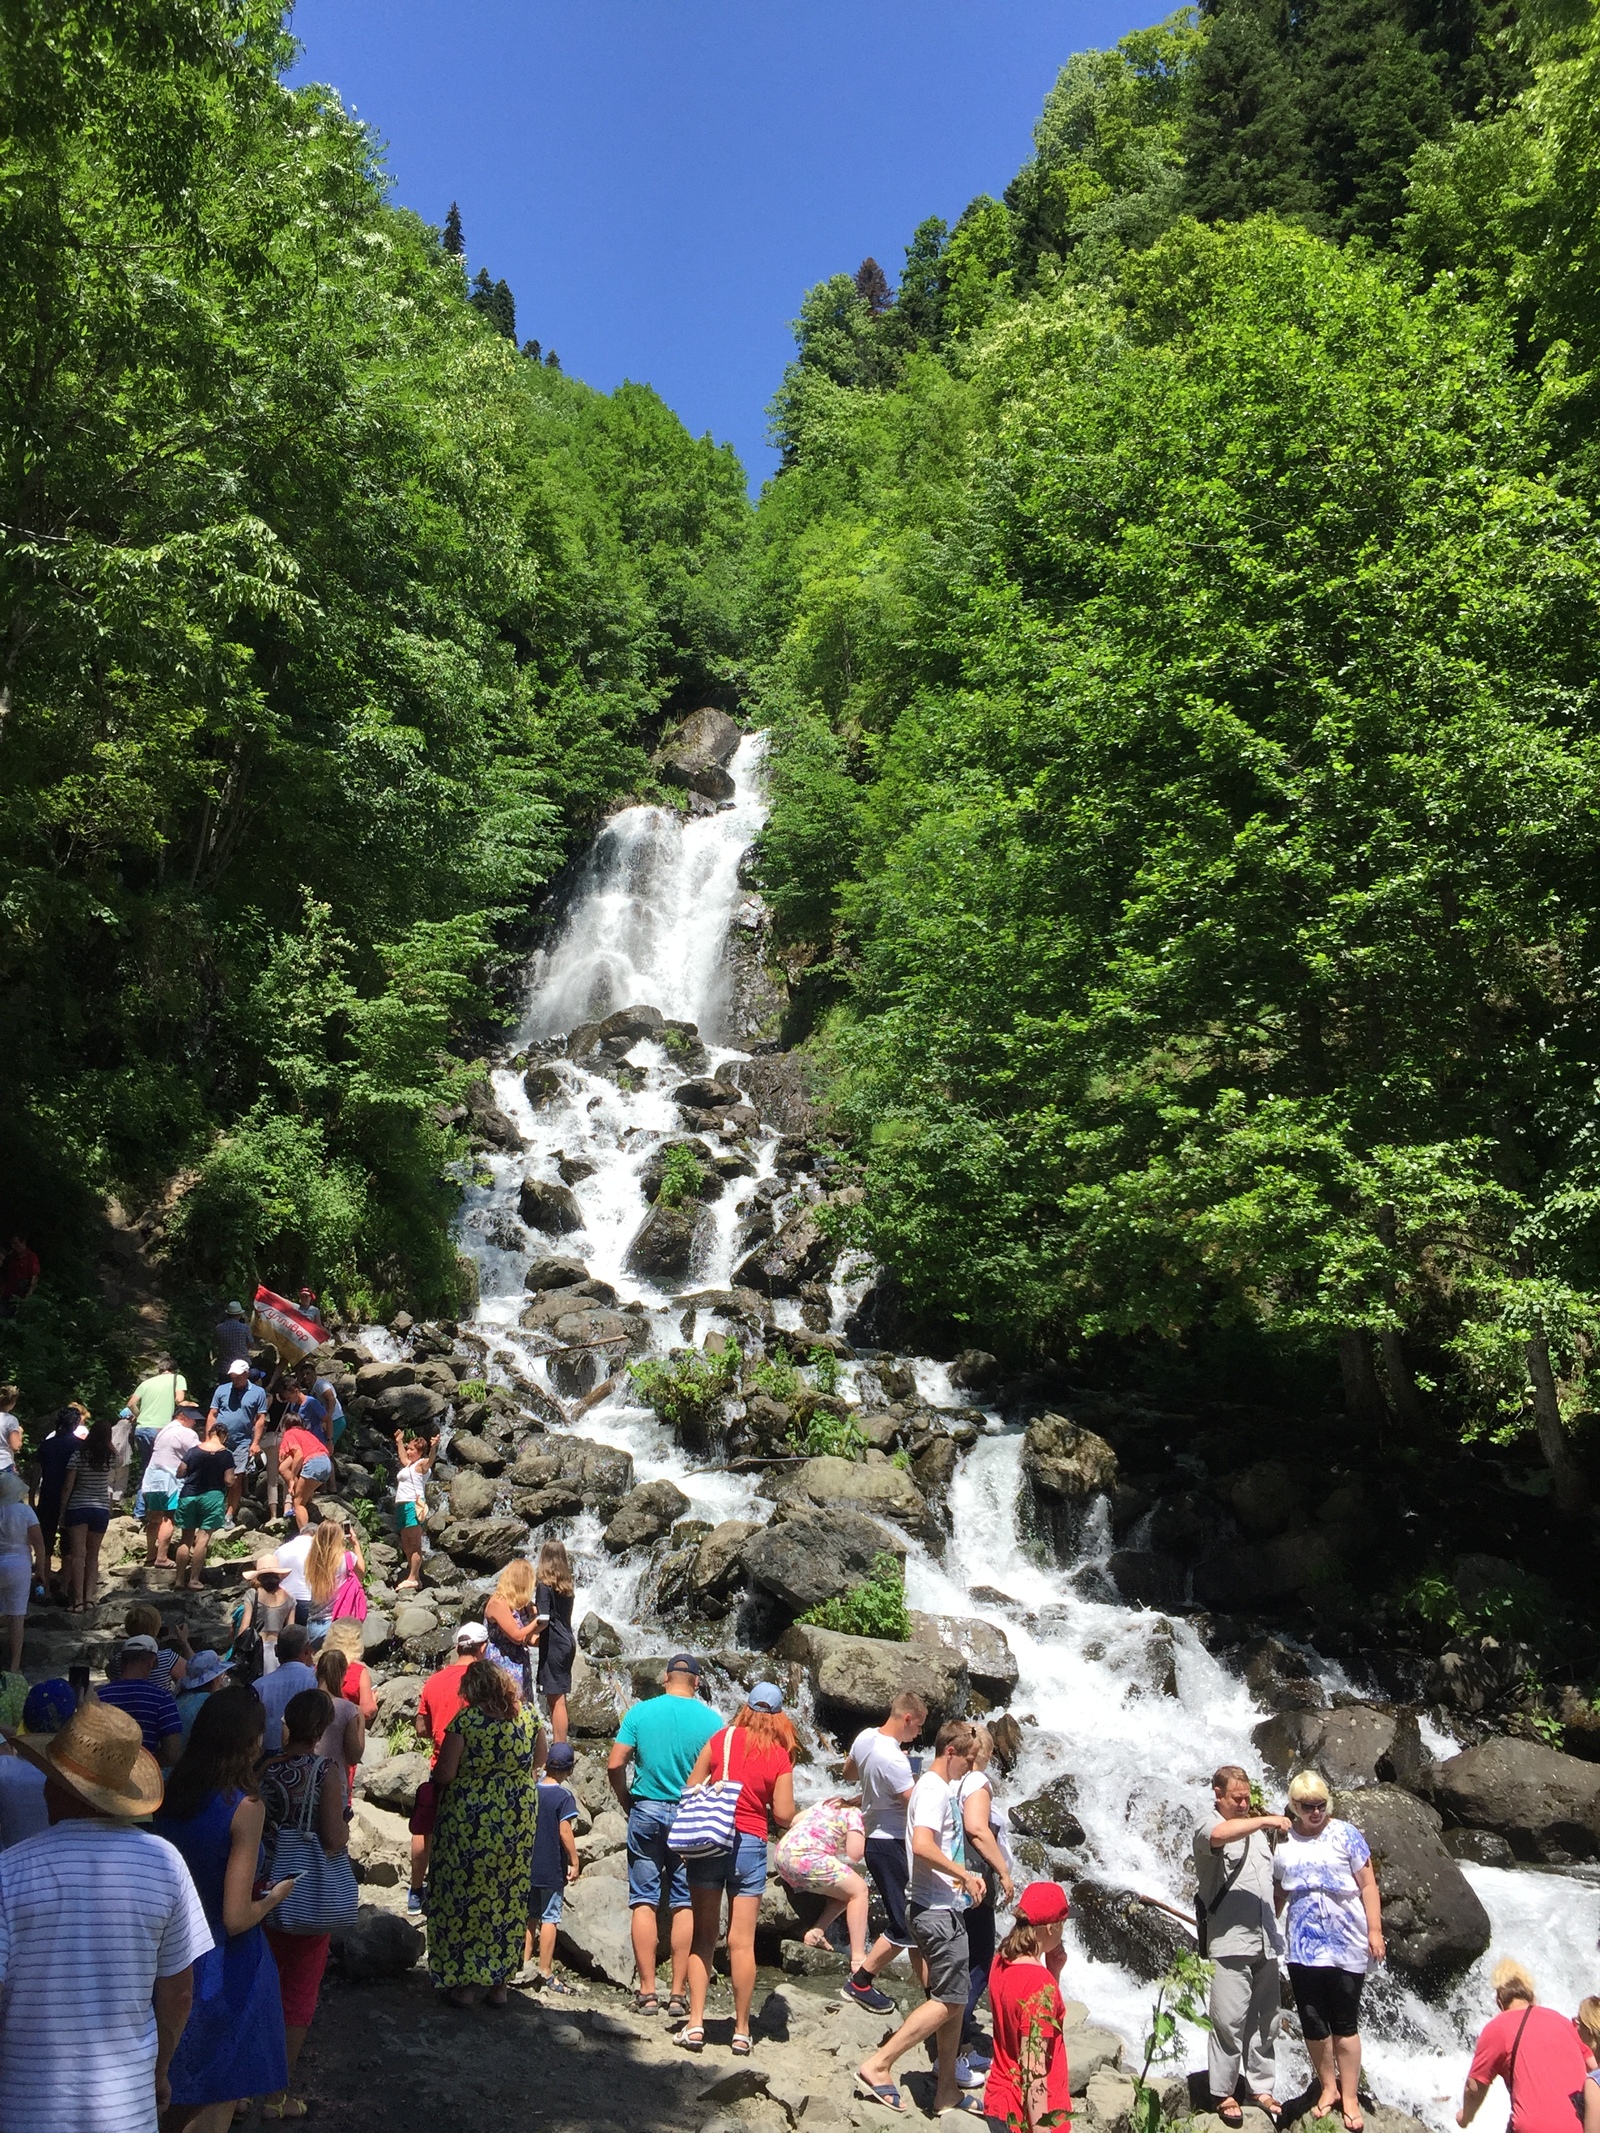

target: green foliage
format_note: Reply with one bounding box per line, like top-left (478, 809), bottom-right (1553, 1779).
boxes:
top-left (751, 1354), bottom-right (803, 1403)
top-left (656, 1145), bottom-right (708, 1210)
top-left (802, 1551), bottom-right (910, 1640)
top-left (890, 1447), bottom-right (913, 1472)
top-left (0, 0), bottom-right (752, 1374)
top-left (455, 1379), bottom-right (489, 1402)
top-left (787, 1408), bottom-right (869, 1461)
top-left (1130, 1955), bottom-right (1214, 2133)
top-left (1399, 1565), bottom-right (1557, 1643)
top-left (387, 1717), bottom-right (425, 1758)
top-left (206, 1528), bottom-right (259, 1562)
top-left (629, 1342), bottom-right (741, 1436)
top-left (809, 1348), bottom-right (841, 1395)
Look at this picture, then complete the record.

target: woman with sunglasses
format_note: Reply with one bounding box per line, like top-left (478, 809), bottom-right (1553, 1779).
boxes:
top-left (1273, 1772), bottom-right (1385, 2133)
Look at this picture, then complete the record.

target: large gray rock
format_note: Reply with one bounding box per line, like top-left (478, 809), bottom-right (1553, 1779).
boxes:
top-left (654, 705), bottom-right (742, 801)
top-left (726, 1054), bottom-right (822, 1139)
top-left (1071, 1879), bottom-right (1191, 1982)
top-left (333, 1905), bottom-right (424, 1979)
top-left (624, 1201), bottom-right (703, 1281)
top-left (447, 1432), bottom-right (504, 1474)
top-left (357, 1752), bottom-right (431, 1815)
top-left (598, 1004), bottom-right (665, 1043)
top-left (1011, 1776), bottom-right (1086, 1851)
top-left (1431, 1736), bottom-right (1600, 1861)
top-left (778, 1622), bottom-right (966, 1730)
top-left (554, 1871), bottom-right (638, 1983)
top-left (639, 1139), bottom-right (723, 1204)
top-left (775, 1455), bottom-right (938, 1545)
top-left (445, 1470), bottom-right (498, 1520)
top-left (509, 1435), bottom-right (634, 1512)
top-left (434, 1518), bottom-right (530, 1570)
top-left (1228, 1461), bottom-right (1307, 1537)
top-left (741, 1507), bottom-right (906, 1615)
top-left (672, 1076), bottom-right (740, 1110)
top-left (1192, 1530), bottom-right (1344, 1611)
top-left (347, 1801), bottom-right (411, 1886)
top-left (734, 1207), bottom-right (834, 1297)
top-left (518, 1176), bottom-right (584, 1235)
top-left (1336, 1784), bottom-right (1490, 1995)
top-left (910, 1612), bottom-right (1018, 1704)
top-left (464, 1080), bottom-right (523, 1153)
top-left (691, 1520), bottom-right (762, 1605)
top-left (524, 1254), bottom-right (588, 1291)
top-left (373, 1383), bottom-right (446, 1431)
top-left (355, 1360), bottom-right (414, 1398)
top-left (1023, 1414), bottom-right (1118, 1502)
top-left (1254, 1705), bottom-right (1429, 1793)
top-left (603, 1478), bottom-right (691, 1553)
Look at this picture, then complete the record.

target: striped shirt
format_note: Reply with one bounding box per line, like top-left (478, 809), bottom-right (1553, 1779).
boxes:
top-left (95, 1678), bottom-right (183, 1754)
top-left (0, 1820), bottom-right (212, 2133)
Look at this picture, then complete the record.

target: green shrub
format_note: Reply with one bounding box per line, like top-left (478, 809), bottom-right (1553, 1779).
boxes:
top-left (1399, 1565), bottom-right (1556, 1644)
top-left (656, 1144), bottom-right (707, 1210)
top-left (803, 1552), bottom-right (910, 1640)
top-left (809, 1349), bottom-right (840, 1395)
top-left (387, 1717), bottom-right (424, 1757)
top-left (455, 1379), bottom-right (489, 1402)
top-left (787, 1409), bottom-right (869, 1461)
top-left (751, 1355), bottom-right (802, 1403)
top-left (630, 1342), bottom-right (741, 1436)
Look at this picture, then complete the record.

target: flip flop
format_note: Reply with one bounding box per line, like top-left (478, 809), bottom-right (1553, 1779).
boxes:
top-left (1218, 2104), bottom-right (1245, 2128)
top-left (854, 2077), bottom-right (908, 2114)
top-left (1341, 2112), bottom-right (1364, 2133)
top-left (940, 2100), bottom-right (985, 2118)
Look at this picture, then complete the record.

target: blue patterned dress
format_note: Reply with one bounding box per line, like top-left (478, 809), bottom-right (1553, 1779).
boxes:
top-left (427, 1705), bottom-right (542, 1988)
top-left (153, 1787), bottom-right (289, 2104)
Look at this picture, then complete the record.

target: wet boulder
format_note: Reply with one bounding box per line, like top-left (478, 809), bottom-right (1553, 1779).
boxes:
top-left (355, 1360), bottom-right (414, 1398)
top-left (578, 1611), bottom-right (623, 1657)
top-left (1254, 1704), bottom-right (1430, 1793)
top-left (690, 1520), bottom-right (762, 1606)
top-left (1071, 1879), bottom-right (1191, 1983)
top-left (1228, 1460), bottom-right (1307, 1538)
top-left (445, 1470), bottom-right (498, 1520)
top-left (624, 1201), bottom-right (705, 1282)
top-left (734, 1206), bottom-right (834, 1297)
top-left (524, 1254), bottom-right (588, 1291)
top-left (545, 1435), bottom-right (636, 1512)
top-left (1023, 1414), bottom-right (1118, 1501)
top-left (725, 1052), bottom-right (822, 1139)
top-left (523, 1063), bottom-right (563, 1108)
top-left (910, 1612), bottom-right (1018, 1704)
top-left (1011, 1776), bottom-right (1086, 1851)
top-left (740, 1506), bottom-right (906, 1616)
top-left (1240, 1634), bottom-right (1327, 1712)
top-left (1192, 1530), bottom-right (1344, 1611)
top-left (434, 1518), bottom-right (529, 1571)
top-left (603, 1478), bottom-right (691, 1554)
top-left (464, 1079), bottom-right (523, 1152)
top-left (1443, 1828), bottom-right (1515, 1867)
top-left (672, 1075), bottom-right (740, 1110)
top-left (949, 1350), bottom-right (1001, 1392)
top-left (777, 1622), bottom-right (967, 1732)
top-left (1336, 1784), bottom-right (1490, 1995)
top-left (373, 1383), bottom-right (446, 1431)
top-left (518, 1176), bottom-right (584, 1235)
top-left (1430, 1736), bottom-right (1600, 1861)
top-left (1106, 1551), bottom-right (1187, 1611)
top-left (639, 1139), bottom-right (723, 1204)
top-left (775, 1454), bottom-right (939, 1545)
top-left (598, 1004), bottom-right (664, 1044)
top-left (654, 705), bottom-right (742, 802)
top-left (446, 1432), bottom-right (504, 1474)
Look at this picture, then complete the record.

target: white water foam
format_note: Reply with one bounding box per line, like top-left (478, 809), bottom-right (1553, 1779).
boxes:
top-left (443, 725), bottom-right (1590, 2129)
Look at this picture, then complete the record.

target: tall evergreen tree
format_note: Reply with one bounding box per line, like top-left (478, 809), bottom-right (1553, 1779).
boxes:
top-left (544, 348), bottom-right (561, 370)
top-left (522, 338), bottom-right (542, 361)
top-left (468, 265), bottom-right (494, 318)
top-left (883, 217), bottom-right (949, 353)
top-left (1184, 0), bottom-right (1316, 224)
top-left (854, 256), bottom-right (892, 316)
top-left (489, 276), bottom-right (516, 340)
top-left (442, 200), bottom-right (464, 255)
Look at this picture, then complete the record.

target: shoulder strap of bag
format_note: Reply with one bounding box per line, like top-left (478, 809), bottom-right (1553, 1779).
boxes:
top-left (294, 1754), bottom-right (331, 1836)
top-left (721, 1727), bottom-right (737, 1783)
top-left (1206, 1831), bottom-right (1254, 1915)
top-left (1506, 2005), bottom-right (1534, 2118)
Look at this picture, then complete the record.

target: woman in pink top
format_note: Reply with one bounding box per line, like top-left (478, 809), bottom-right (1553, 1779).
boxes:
top-left (1459, 1960), bottom-right (1590, 2133)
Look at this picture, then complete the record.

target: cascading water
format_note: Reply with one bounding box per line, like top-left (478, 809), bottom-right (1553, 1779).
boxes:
top-left (445, 728), bottom-right (1591, 2133)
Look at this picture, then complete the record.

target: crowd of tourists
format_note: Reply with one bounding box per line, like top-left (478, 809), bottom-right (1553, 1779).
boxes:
top-left (0, 1318), bottom-right (1594, 2131)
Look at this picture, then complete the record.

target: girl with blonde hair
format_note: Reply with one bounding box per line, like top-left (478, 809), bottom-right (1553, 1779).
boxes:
top-left (322, 1617), bottom-right (378, 1722)
top-left (485, 1556), bottom-right (538, 1699)
top-left (302, 1517), bottom-right (365, 1646)
top-left (534, 1538), bottom-right (577, 1742)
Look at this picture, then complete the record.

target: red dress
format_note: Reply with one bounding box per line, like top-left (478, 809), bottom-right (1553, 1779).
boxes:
top-left (984, 1955), bottom-right (1071, 2129)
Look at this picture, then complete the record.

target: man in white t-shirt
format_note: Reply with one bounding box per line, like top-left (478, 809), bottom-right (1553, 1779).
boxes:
top-left (840, 1690), bottom-right (928, 2012)
top-left (855, 1720), bottom-right (986, 2119)
top-left (0, 1695), bottom-right (211, 2133)
top-left (139, 1411), bottom-right (200, 1568)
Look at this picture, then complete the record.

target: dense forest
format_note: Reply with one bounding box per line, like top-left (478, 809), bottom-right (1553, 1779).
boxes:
top-left (6, 0), bottom-right (1600, 1493)
top-left (750, 0), bottom-right (1600, 1484)
top-left (0, 1), bottom-right (750, 1404)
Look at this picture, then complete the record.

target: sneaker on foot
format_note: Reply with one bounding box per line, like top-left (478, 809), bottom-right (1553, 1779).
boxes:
top-left (841, 1978), bottom-right (895, 2014)
top-left (407, 1888), bottom-right (425, 1915)
top-left (955, 2056), bottom-right (986, 2090)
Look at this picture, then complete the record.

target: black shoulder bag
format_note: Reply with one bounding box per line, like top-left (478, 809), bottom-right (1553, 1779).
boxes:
top-left (1505, 2004), bottom-right (1533, 2133)
top-left (1196, 1832), bottom-right (1252, 1956)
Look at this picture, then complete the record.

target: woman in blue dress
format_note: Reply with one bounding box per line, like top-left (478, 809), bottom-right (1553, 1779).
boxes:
top-left (153, 1685), bottom-right (297, 2127)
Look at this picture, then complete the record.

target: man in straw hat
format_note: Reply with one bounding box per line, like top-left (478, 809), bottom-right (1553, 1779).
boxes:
top-left (0, 1696), bottom-right (210, 2131)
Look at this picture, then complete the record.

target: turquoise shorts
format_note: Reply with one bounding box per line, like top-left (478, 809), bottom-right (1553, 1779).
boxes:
top-left (397, 1502), bottom-right (422, 1531)
top-left (179, 1490), bottom-right (227, 1534)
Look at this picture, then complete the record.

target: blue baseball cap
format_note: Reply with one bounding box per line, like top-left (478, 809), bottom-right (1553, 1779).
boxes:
top-left (22, 1680), bottom-right (76, 1734)
top-left (546, 1740), bottom-right (576, 1772)
top-left (748, 1681), bottom-right (784, 1713)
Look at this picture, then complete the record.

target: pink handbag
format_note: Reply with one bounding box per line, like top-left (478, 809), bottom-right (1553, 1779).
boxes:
top-left (328, 1551), bottom-right (368, 1623)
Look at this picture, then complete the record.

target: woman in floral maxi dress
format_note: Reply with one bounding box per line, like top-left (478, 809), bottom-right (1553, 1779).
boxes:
top-left (427, 1657), bottom-right (545, 2004)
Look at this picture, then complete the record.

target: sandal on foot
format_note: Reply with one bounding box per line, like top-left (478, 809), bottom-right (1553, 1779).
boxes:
top-left (666, 1992), bottom-right (689, 2020)
top-left (262, 2102), bottom-right (308, 2122)
top-left (1218, 2103), bottom-right (1245, 2128)
top-left (635, 1990), bottom-right (660, 2016)
top-left (674, 2027), bottom-right (705, 2052)
top-left (1312, 2099), bottom-right (1341, 2122)
top-left (854, 2077), bottom-right (907, 2113)
top-left (731, 2034), bottom-right (753, 2057)
top-left (1341, 2112), bottom-right (1364, 2133)
top-left (941, 2102), bottom-right (985, 2118)
top-left (1254, 2100), bottom-right (1282, 2127)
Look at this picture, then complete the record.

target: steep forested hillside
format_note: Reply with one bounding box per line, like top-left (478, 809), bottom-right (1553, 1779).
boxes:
top-left (753, 0), bottom-right (1600, 1475)
top-left (0, 2), bottom-right (749, 1401)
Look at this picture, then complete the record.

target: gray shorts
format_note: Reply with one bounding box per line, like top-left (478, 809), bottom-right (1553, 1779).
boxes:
top-left (909, 1903), bottom-right (970, 2006)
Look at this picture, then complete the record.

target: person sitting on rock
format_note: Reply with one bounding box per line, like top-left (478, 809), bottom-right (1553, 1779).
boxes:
top-left (1196, 1762), bottom-right (1290, 2126)
top-left (1460, 1959), bottom-right (1591, 2133)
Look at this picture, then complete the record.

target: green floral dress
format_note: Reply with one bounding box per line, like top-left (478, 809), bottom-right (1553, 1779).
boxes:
top-left (427, 1703), bottom-right (542, 1988)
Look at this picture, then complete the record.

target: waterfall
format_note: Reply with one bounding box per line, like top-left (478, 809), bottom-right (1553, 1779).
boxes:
top-left (440, 727), bottom-right (1587, 2133)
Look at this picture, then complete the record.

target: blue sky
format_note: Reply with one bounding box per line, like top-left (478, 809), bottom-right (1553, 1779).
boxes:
top-left (286, 3), bottom-right (1157, 486)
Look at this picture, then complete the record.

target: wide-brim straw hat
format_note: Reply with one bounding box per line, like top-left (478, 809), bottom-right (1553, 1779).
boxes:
top-left (5, 1696), bottom-right (163, 1817)
top-left (243, 1553), bottom-right (288, 1582)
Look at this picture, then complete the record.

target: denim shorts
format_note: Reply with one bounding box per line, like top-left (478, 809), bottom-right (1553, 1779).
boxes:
top-left (686, 1832), bottom-right (768, 1901)
top-left (627, 1800), bottom-right (690, 1911)
top-left (300, 1453), bottom-right (332, 1481)
top-left (528, 1884), bottom-right (564, 1925)
top-left (863, 1832), bottom-right (914, 1948)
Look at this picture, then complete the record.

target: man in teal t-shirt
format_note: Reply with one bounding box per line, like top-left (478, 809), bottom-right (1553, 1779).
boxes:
top-left (607, 1653), bottom-right (720, 2011)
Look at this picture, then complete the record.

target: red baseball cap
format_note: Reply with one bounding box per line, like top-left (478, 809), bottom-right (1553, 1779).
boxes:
top-left (1016, 1881), bottom-right (1070, 1924)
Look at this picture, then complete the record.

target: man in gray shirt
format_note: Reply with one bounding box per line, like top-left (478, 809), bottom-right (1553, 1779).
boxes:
top-left (1194, 1763), bottom-right (1291, 2123)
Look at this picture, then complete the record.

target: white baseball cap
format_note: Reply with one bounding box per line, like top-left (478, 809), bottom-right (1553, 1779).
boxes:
top-left (226, 1358), bottom-right (250, 1377)
top-left (455, 1621), bottom-right (489, 1649)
